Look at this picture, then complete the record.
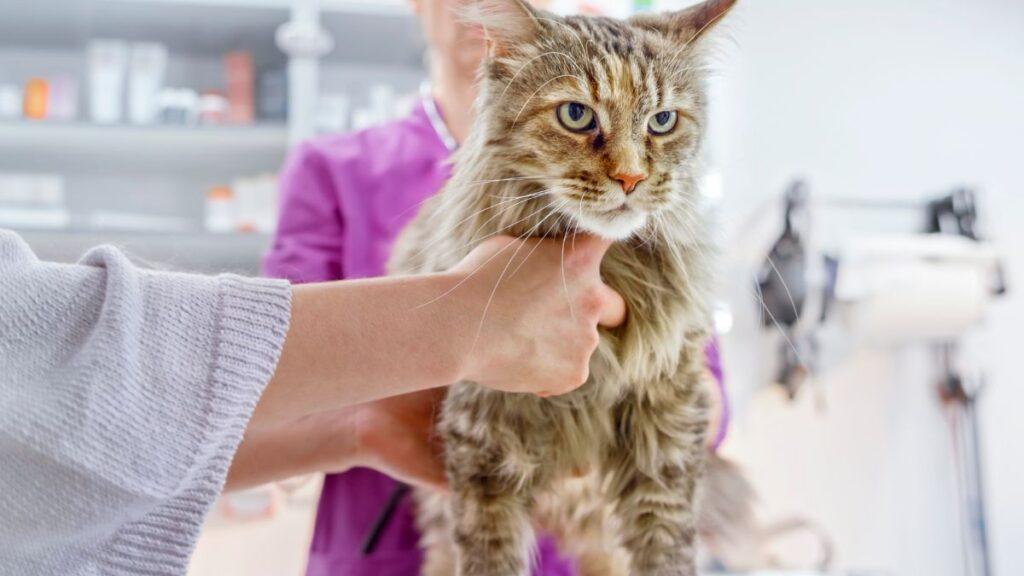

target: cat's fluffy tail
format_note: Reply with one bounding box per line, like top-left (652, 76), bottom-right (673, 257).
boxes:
top-left (698, 454), bottom-right (834, 572)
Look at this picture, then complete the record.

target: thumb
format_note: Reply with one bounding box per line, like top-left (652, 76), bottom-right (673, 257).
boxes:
top-left (597, 284), bottom-right (627, 328)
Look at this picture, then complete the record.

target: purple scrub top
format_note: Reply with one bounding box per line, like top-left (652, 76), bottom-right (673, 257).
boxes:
top-left (263, 100), bottom-right (727, 576)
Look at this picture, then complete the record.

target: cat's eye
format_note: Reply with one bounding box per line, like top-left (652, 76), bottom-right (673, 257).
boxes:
top-left (647, 110), bottom-right (678, 135)
top-left (556, 102), bottom-right (597, 132)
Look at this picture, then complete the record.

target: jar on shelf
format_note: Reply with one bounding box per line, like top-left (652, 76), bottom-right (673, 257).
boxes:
top-left (205, 185), bottom-right (235, 234)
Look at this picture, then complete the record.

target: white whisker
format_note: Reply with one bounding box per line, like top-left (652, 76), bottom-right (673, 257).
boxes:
top-left (764, 255), bottom-right (801, 329)
top-left (511, 74), bottom-right (584, 129)
top-left (750, 274), bottom-right (806, 369)
top-left (407, 191), bottom-right (550, 263)
top-left (469, 175), bottom-right (562, 186)
top-left (411, 199), bottom-right (561, 309)
top-left (560, 216), bottom-right (576, 320)
top-left (469, 203), bottom-right (568, 354)
top-left (497, 51), bottom-right (587, 105)
top-left (432, 194), bottom-right (556, 265)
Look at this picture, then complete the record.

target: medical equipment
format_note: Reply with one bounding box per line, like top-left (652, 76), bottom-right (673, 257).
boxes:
top-left (755, 184), bottom-right (1005, 576)
top-left (755, 180), bottom-right (819, 398)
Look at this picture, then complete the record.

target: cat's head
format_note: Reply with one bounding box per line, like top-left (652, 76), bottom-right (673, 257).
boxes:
top-left (464, 0), bottom-right (736, 240)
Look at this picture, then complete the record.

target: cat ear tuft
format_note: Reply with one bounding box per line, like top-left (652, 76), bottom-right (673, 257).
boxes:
top-left (460, 0), bottom-right (543, 57)
top-left (630, 0), bottom-right (737, 45)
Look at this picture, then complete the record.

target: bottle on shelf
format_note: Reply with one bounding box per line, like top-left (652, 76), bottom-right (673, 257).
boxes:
top-left (128, 43), bottom-right (169, 125)
top-left (198, 91), bottom-right (229, 125)
top-left (0, 84), bottom-right (21, 119)
top-left (22, 78), bottom-right (48, 120)
top-left (205, 185), bottom-right (236, 234)
top-left (47, 76), bottom-right (79, 121)
top-left (224, 51), bottom-right (255, 125)
top-left (87, 40), bottom-right (129, 124)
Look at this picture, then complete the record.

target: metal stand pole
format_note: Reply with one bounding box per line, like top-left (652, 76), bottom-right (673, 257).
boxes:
top-left (938, 342), bottom-right (992, 576)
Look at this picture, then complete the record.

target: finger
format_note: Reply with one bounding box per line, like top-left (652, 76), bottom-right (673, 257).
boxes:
top-left (453, 235), bottom-right (519, 273)
top-left (482, 234), bottom-right (518, 250)
top-left (568, 233), bottom-right (615, 269)
top-left (401, 464), bottom-right (449, 492)
top-left (387, 387), bottom-right (445, 413)
top-left (398, 445), bottom-right (449, 492)
top-left (417, 462), bottom-right (449, 493)
top-left (596, 284), bottom-right (627, 327)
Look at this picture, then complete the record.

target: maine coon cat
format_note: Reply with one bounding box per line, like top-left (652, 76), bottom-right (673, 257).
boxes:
top-left (387, 1), bottom-right (737, 574)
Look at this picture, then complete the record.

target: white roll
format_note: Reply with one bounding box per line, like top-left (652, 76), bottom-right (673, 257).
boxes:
top-left (835, 235), bottom-right (997, 345)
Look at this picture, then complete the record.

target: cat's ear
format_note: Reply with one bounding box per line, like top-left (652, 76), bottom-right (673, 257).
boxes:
top-left (461, 0), bottom-right (542, 57)
top-left (630, 0), bottom-right (736, 45)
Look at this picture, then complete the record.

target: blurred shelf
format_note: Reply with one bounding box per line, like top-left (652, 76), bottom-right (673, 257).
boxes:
top-left (124, 0), bottom-right (410, 15)
top-left (321, 9), bottom-right (422, 65)
top-left (15, 228), bottom-right (271, 274)
top-left (0, 0), bottom-right (411, 62)
top-left (1, 0), bottom-right (285, 62)
top-left (0, 121), bottom-right (288, 175)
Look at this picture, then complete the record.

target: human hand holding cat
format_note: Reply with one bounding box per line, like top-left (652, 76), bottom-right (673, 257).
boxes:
top-left (231, 234), bottom-right (622, 492)
top-left (255, 235), bottom-right (622, 425)
top-left (450, 234), bottom-right (626, 397)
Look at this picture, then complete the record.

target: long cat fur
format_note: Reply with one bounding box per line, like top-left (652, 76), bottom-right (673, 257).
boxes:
top-left (388, 1), bottom-right (738, 574)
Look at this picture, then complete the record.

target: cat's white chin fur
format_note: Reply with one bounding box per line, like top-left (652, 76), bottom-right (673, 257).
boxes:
top-left (573, 210), bottom-right (648, 240)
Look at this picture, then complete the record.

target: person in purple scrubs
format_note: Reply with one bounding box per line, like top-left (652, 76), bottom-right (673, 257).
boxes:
top-left (262, 1), bottom-right (729, 574)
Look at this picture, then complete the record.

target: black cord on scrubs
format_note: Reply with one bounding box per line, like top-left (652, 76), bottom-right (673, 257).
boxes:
top-left (360, 483), bottom-right (410, 555)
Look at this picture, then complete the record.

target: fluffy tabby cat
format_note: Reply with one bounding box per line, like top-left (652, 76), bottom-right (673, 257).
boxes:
top-left (388, 1), bottom-right (737, 574)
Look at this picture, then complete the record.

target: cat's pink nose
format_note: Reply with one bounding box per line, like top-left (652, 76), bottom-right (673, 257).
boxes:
top-left (610, 172), bottom-right (647, 194)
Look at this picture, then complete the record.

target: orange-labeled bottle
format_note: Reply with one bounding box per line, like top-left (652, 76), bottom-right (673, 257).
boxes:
top-left (23, 78), bottom-right (49, 120)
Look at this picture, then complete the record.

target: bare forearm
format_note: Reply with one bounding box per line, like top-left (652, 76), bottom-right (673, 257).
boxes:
top-left (227, 390), bottom-right (446, 492)
top-left (225, 413), bottom-right (353, 492)
top-left (251, 235), bottom-right (622, 427)
top-left (253, 272), bottom-right (468, 426)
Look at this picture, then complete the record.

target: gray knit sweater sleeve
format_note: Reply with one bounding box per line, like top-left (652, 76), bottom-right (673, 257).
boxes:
top-left (0, 230), bottom-right (292, 576)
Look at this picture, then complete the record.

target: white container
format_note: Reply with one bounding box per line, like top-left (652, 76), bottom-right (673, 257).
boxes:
top-left (198, 93), bottom-right (229, 124)
top-left (87, 39), bottom-right (129, 124)
top-left (369, 83), bottom-right (396, 122)
top-left (0, 84), bottom-right (23, 119)
top-left (48, 76), bottom-right (79, 121)
top-left (205, 185), bottom-right (236, 233)
top-left (0, 173), bottom-right (66, 208)
top-left (158, 88), bottom-right (200, 125)
top-left (233, 175), bottom-right (278, 234)
top-left (88, 211), bottom-right (192, 233)
top-left (0, 208), bottom-right (71, 230)
top-left (233, 174), bottom-right (278, 231)
top-left (315, 93), bottom-right (349, 134)
top-left (128, 43), bottom-right (168, 125)
top-left (0, 172), bottom-right (69, 230)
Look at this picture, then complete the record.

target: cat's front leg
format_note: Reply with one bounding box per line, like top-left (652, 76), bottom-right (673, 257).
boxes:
top-left (449, 475), bottom-right (533, 576)
top-left (442, 391), bottom-right (550, 576)
top-left (605, 351), bottom-right (710, 576)
top-left (447, 446), bottom-right (542, 576)
top-left (415, 489), bottom-right (457, 576)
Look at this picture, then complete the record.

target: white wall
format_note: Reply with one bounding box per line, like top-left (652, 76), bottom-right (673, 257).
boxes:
top-left (709, 1), bottom-right (1024, 575)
